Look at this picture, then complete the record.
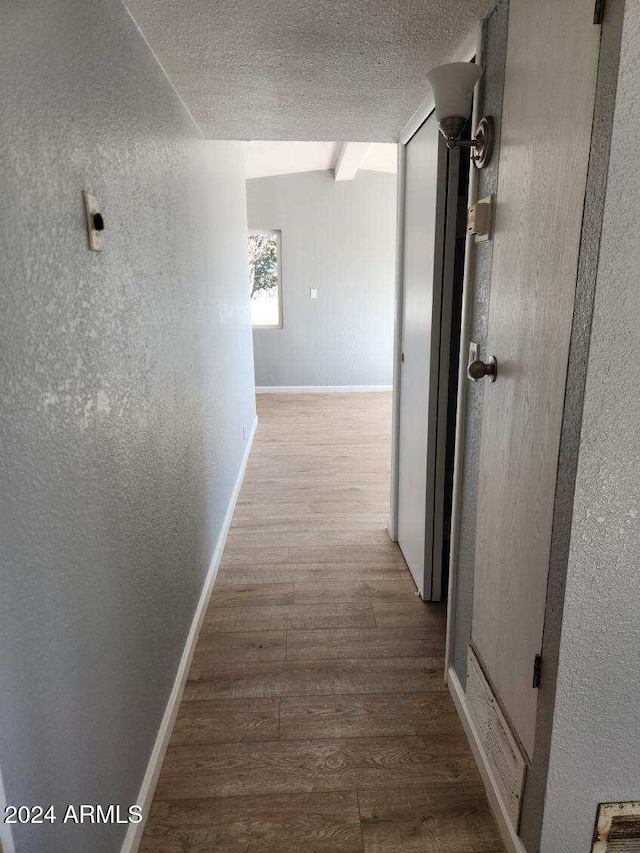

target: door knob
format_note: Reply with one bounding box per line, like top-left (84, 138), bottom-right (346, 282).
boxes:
top-left (468, 355), bottom-right (497, 382)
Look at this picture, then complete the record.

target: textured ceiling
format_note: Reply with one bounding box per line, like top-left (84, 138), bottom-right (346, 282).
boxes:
top-left (125, 0), bottom-right (494, 141)
top-left (244, 141), bottom-right (397, 178)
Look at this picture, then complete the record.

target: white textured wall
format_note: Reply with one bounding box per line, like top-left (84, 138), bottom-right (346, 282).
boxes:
top-left (247, 170), bottom-right (396, 387)
top-left (0, 1), bottom-right (255, 851)
top-left (540, 2), bottom-right (640, 848)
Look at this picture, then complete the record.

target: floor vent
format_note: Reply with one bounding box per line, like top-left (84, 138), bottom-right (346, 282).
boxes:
top-left (593, 803), bottom-right (640, 851)
top-left (465, 647), bottom-right (527, 829)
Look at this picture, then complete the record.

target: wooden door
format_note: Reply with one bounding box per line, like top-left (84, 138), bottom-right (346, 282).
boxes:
top-left (471, 0), bottom-right (600, 758)
top-left (397, 113), bottom-right (457, 600)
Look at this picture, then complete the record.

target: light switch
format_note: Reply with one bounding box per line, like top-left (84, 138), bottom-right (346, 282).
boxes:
top-left (83, 191), bottom-right (104, 252)
top-left (310, 288), bottom-right (318, 300)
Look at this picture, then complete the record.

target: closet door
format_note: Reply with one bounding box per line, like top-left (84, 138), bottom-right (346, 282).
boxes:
top-left (397, 112), bottom-right (455, 599)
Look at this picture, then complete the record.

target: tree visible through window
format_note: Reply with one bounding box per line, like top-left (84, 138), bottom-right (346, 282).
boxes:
top-left (248, 230), bottom-right (282, 328)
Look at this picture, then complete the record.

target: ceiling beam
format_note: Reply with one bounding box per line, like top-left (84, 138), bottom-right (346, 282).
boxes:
top-left (333, 142), bottom-right (370, 181)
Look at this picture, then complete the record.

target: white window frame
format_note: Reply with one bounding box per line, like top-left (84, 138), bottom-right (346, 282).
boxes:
top-left (249, 228), bottom-right (283, 330)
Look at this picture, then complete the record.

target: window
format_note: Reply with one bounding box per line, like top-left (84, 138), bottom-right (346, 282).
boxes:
top-left (248, 230), bottom-right (282, 329)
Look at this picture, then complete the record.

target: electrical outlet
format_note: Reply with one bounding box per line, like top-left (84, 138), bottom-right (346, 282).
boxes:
top-left (310, 288), bottom-right (318, 300)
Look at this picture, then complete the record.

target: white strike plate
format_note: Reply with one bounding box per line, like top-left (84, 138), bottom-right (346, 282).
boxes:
top-left (467, 194), bottom-right (494, 243)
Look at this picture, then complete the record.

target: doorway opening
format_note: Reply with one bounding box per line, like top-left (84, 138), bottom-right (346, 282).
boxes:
top-left (244, 140), bottom-right (398, 396)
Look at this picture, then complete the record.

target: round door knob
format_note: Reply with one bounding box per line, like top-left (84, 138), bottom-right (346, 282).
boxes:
top-left (468, 355), bottom-right (497, 382)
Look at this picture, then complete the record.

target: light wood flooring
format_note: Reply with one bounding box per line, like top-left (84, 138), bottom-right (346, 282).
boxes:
top-left (141, 392), bottom-right (503, 853)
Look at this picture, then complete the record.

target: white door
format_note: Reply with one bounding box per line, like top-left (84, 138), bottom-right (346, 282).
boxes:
top-left (397, 113), bottom-right (456, 599)
top-left (471, 0), bottom-right (600, 758)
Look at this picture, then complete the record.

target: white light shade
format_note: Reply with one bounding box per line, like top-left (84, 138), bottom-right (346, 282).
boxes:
top-left (426, 62), bottom-right (483, 121)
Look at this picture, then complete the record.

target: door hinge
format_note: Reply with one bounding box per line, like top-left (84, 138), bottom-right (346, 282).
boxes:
top-left (594, 0), bottom-right (605, 24)
top-left (532, 654), bottom-right (542, 689)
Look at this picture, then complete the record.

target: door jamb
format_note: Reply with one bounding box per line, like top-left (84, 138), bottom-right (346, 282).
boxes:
top-left (0, 763), bottom-right (15, 853)
top-left (444, 26), bottom-right (484, 681)
top-left (387, 141), bottom-right (406, 543)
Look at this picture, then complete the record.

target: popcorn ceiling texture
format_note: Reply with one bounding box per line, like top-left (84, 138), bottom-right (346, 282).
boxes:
top-left (124, 0), bottom-right (495, 141)
top-left (0, 1), bottom-right (255, 850)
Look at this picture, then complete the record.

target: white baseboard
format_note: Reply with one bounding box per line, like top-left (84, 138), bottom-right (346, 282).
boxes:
top-left (447, 667), bottom-right (527, 853)
top-left (256, 385), bottom-right (392, 394)
top-left (0, 765), bottom-right (15, 853)
top-left (121, 415), bottom-right (258, 853)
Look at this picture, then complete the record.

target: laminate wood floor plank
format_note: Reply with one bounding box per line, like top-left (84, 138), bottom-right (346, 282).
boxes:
top-left (286, 626), bottom-right (444, 660)
top-left (229, 518), bottom-right (391, 532)
top-left (226, 529), bottom-right (396, 549)
top-left (184, 657), bottom-right (447, 700)
top-left (373, 602), bottom-right (447, 628)
top-left (245, 467), bottom-right (391, 480)
top-left (293, 579), bottom-right (417, 605)
top-left (216, 562), bottom-right (409, 586)
top-left (171, 698), bottom-right (280, 745)
top-left (279, 693), bottom-right (463, 740)
top-left (155, 735), bottom-right (480, 800)
top-left (235, 503), bottom-right (393, 519)
top-left (252, 474), bottom-right (389, 488)
top-left (190, 630), bottom-right (286, 662)
top-left (219, 546), bottom-right (289, 567)
top-left (250, 483), bottom-right (391, 495)
top-left (142, 392), bottom-right (502, 852)
top-left (141, 792), bottom-right (363, 853)
top-left (203, 603), bottom-right (376, 633)
top-left (358, 785), bottom-right (504, 852)
top-left (209, 583), bottom-right (295, 608)
top-left (288, 544), bottom-right (406, 565)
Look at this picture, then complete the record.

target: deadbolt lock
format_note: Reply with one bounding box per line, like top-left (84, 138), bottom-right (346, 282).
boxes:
top-left (468, 355), bottom-right (497, 383)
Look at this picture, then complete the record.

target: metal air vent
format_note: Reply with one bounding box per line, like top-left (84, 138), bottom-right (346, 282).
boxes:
top-left (593, 803), bottom-right (640, 852)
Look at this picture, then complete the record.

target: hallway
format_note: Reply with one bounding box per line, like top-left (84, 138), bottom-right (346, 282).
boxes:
top-left (141, 393), bottom-right (503, 852)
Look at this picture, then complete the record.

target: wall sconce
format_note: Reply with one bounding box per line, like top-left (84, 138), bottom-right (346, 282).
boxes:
top-left (426, 62), bottom-right (494, 169)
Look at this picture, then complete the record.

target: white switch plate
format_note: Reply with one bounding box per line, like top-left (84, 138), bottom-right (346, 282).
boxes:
top-left (310, 288), bottom-right (318, 300)
top-left (83, 191), bottom-right (103, 252)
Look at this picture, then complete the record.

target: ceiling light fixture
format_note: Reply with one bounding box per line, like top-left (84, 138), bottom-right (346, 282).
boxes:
top-left (426, 62), bottom-right (494, 169)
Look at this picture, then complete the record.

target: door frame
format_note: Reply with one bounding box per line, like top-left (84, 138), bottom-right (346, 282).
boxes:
top-left (389, 24), bottom-right (481, 643)
top-left (0, 763), bottom-right (15, 853)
